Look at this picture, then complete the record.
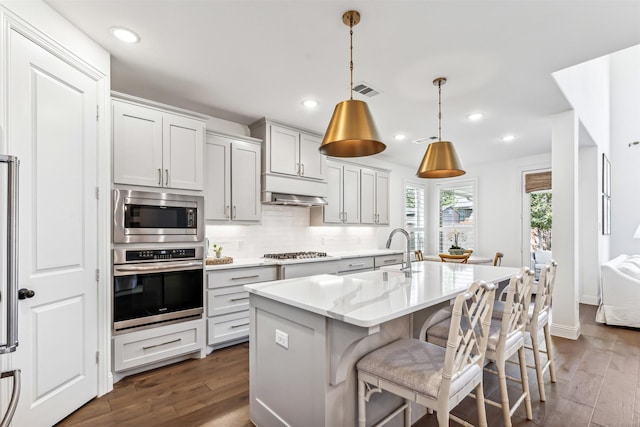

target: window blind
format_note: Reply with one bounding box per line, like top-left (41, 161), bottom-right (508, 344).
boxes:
top-left (525, 171), bottom-right (552, 193)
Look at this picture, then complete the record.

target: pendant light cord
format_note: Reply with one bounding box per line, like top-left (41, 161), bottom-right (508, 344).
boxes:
top-left (437, 79), bottom-right (442, 141)
top-left (349, 19), bottom-right (354, 100)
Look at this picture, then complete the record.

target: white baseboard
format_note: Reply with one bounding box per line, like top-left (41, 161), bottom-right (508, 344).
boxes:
top-left (550, 321), bottom-right (581, 340)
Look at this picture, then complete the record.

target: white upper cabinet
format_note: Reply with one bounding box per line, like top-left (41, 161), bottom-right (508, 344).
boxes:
top-left (112, 94), bottom-right (206, 190)
top-left (361, 168), bottom-right (390, 225)
top-left (299, 133), bottom-right (324, 180)
top-left (251, 119), bottom-right (326, 181)
top-left (205, 132), bottom-right (261, 222)
top-left (312, 160), bottom-right (360, 224)
top-left (311, 161), bottom-right (389, 226)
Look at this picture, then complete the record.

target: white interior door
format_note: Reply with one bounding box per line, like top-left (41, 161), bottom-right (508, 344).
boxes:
top-left (8, 29), bottom-right (98, 426)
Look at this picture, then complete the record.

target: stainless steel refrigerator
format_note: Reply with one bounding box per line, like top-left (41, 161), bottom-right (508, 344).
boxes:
top-left (0, 154), bottom-right (20, 426)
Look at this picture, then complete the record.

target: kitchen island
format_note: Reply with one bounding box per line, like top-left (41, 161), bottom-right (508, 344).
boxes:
top-left (246, 261), bottom-right (520, 426)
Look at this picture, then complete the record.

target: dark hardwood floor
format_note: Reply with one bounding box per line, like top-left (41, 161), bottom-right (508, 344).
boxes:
top-left (57, 304), bottom-right (640, 426)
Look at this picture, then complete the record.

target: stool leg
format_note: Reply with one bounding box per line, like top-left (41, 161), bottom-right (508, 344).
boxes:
top-left (531, 328), bottom-right (546, 401)
top-left (475, 381), bottom-right (488, 427)
top-left (543, 323), bottom-right (557, 382)
top-left (358, 378), bottom-right (366, 427)
top-left (496, 356), bottom-right (512, 427)
top-left (518, 346), bottom-right (533, 420)
top-left (436, 409), bottom-right (449, 427)
top-left (404, 399), bottom-right (411, 427)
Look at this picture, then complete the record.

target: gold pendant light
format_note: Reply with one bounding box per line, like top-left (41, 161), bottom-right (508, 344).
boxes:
top-left (319, 10), bottom-right (385, 158)
top-left (416, 77), bottom-right (465, 178)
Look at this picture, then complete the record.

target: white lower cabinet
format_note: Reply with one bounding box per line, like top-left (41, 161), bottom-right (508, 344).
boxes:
top-left (207, 265), bottom-right (278, 349)
top-left (336, 257), bottom-right (375, 275)
top-left (113, 318), bottom-right (205, 372)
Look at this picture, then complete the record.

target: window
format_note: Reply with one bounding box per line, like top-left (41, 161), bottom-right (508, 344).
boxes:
top-left (436, 180), bottom-right (476, 253)
top-left (404, 181), bottom-right (425, 253)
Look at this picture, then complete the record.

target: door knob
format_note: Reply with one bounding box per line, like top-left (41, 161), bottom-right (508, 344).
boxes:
top-left (18, 288), bottom-right (35, 300)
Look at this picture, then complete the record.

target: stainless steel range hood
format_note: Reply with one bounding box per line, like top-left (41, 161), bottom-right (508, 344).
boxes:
top-left (263, 192), bottom-right (327, 207)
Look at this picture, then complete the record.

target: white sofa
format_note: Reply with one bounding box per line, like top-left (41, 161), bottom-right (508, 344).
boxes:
top-left (596, 254), bottom-right (640, 327)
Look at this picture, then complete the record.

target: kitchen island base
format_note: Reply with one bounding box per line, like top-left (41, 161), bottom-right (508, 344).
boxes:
top-left (249, 294), bottom-right (439, 427)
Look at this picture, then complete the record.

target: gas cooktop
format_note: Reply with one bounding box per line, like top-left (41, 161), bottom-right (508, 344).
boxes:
top-left (263, 251), bottom-right (328, 260)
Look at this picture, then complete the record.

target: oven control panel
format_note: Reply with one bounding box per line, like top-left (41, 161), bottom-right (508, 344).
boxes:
top-left (125, 248), bottom-right (197, 261)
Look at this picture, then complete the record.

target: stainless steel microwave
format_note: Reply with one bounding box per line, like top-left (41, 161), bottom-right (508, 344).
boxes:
top-left (113, 189), bottom-right (204, 243)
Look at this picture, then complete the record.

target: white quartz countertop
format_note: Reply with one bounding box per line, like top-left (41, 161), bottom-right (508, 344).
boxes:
top-left (245, 261), bottom-right (520, 327)
top-left (205, 249), bottom-right (404, 271)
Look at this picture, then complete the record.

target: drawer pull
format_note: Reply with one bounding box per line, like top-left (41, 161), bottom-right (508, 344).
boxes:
top-left (349, 263), bottom-right (365, 267)
top-left (231, 274), bottom-right (260, 280)
top-left (230, 296), bottom-right (250, 302)
top-left (142, 338), bottom-right (181, 351)
top-left (383, 259), bottom-right (399, 264)
top-left (230, 322), bottom-right (250, 329)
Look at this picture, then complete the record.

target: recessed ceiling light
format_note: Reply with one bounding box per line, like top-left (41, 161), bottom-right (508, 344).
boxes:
top-left (394, 134), bottom-right (406, 141)
top-left (501, 134), bottom-right (516, 142)
top-left (110, 27), bottom-right (140, 44)
top-left (467, 113), bottom-right (484, 121)
top-left (302, 99), bottom-right (318, 109)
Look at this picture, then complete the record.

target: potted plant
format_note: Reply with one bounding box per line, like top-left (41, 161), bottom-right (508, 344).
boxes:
top-left (448, 230), bottom-right (465, 255)
top-left (212, 244), bottom-right (223, 258)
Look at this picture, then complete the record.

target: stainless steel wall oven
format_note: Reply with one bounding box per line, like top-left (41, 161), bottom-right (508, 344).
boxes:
top-left (113, 247), bottom-right (204, 333)
top-left (113, 189), bottom-right (204, 243)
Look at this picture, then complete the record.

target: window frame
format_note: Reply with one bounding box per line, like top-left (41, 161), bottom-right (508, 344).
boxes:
top-left (403, 179), bottom-right (426, 254)
top-left (434, 179), bottom-right (478, 253)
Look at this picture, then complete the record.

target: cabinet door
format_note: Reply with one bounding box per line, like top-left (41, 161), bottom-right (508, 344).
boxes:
top-left (163, 113), bottom-right (204, 190)
top-left (268, 124), bottom-right (300, 176)
top-left (323, 161), bottom-right (344, 223)
top-left (342, 164), bottom-right (361, 224)
top-left (205, 136), bottom-right (231, 220)
top-left (113, 100), bottom-right (164, 187)
top-left (376, 171), bottom-right (390, 224)
top-left (360, 168), bottom-right (376, 224)
top-left (231, 141), bottom-right (261, 221)
top-left (299, 133), bottom-right (326, 180)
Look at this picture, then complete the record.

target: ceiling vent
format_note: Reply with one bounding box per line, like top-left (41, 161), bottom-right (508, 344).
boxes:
top-left (412, 137), bottom-right (436, 145)
top-left (353, 81), bottom-right (382, 97)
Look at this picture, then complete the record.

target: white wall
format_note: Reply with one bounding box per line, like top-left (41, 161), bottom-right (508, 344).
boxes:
top-left (610, 45), bottom-right (640, 257)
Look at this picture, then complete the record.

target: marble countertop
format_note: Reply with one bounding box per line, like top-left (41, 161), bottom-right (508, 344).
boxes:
top-left (205, 249), bottom-right (404, 271)
top-left (245, 261), bottom-right (519, 327)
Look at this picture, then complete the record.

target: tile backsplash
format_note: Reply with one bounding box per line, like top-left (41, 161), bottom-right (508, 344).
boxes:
top-left (206, 205), bottom-right (380, 258)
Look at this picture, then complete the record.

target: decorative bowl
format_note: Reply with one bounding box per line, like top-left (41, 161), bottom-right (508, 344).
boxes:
top-left (449, 248), bottom-right (465, 255)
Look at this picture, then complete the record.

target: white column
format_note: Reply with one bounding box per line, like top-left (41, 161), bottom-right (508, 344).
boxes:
top-left (550, 110), bottom-right (581, 339)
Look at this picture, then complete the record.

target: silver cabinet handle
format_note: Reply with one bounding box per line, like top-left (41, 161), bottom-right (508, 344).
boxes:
top-left (384, 259), bottom-right (399, 264)
top-left (0, 369), bottom-right (20, 426)
top-left (231, 274), bottom-right (260, 280)
top-left (0, 155), bottom-right (19, 355)
top-left (349, 263), bottom-right (365, 267)
top-left (143, 338), bottom-right (181, 350)
top-left (344, 211), bottom-right (347, 222)
top-left (158, 168), bottom-right (162, 185)
top-left (165, 169), bottom-right (169, 186)
top-left (230, 322), bottom-right (250, 329)
top-left (296, 163), bottom-right (300, 175)
top-left (301, 163), bottom-right (305, 176)
top-left (232, 206), bottom-right (237, 219)
top-left (225, 205), bottom-right (230, 219)
top-left (230, 296), bottom-right (250, 302)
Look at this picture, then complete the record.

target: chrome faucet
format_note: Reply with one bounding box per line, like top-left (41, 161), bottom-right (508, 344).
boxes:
top-left (385, 228), bottom-right (412, 278)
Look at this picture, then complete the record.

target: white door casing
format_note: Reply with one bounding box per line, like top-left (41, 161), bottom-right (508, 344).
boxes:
top-left (8, 29), bottom-right (99, 426)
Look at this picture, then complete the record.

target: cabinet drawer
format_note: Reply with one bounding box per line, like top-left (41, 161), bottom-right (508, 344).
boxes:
top-left (207, 285), bottom-right (249, 316)
top-left (374, 254), bottom-right (404, 268)
top-left (113, 319), bottom-right (204, 372)
top-left (208, 312), bottom-right (250, 345)
top-left (207, 266), bottom-right (277, 288)
top-left (337, 257), bottom-right (374, 273)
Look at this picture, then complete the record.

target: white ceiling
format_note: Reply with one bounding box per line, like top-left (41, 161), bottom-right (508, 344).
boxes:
top-left (45, 0), bottom-right (640, 170)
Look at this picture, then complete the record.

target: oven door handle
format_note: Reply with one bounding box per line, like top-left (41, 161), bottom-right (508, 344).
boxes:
top-left (114, 261), bottom-right (203, 275)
